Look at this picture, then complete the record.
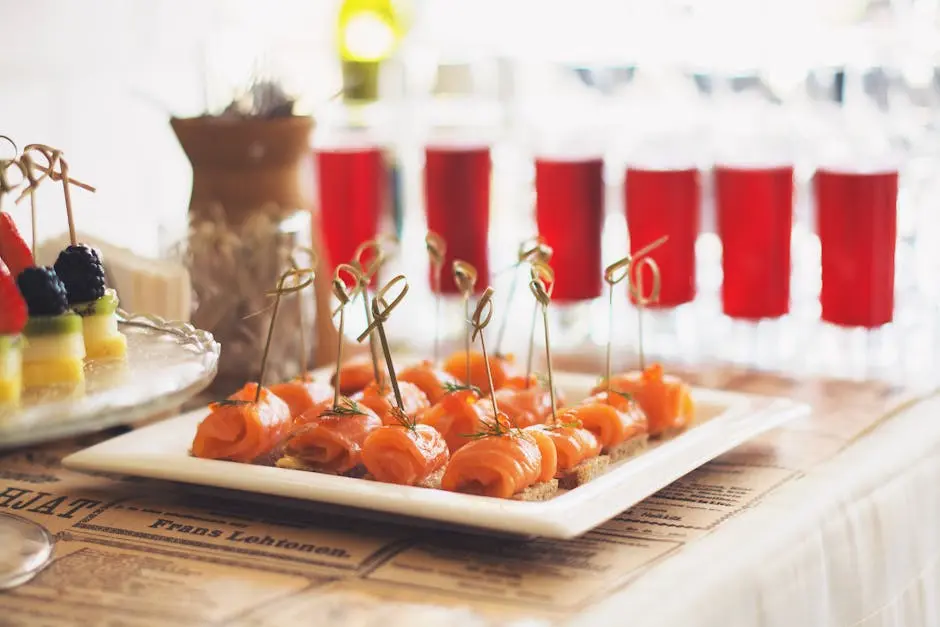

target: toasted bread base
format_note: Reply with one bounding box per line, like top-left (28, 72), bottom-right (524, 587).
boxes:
top-left (362, 466), bottom-right (446, 489)
top-left (557, 455), bottom-right (611, 490)
top-left (606, 433), bottom-right (649, 462)
top-left (513, 479), bottom-right (558, 502)
top-left (653, 424), bottom-right (690, 440)
top-left (275, 456), bottom-right (367, 478)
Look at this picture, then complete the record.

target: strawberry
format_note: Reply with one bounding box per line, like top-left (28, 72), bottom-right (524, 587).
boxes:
top-left (0, 258), bottom-right (27, 335)
top-left (0, 212), bottom-right (34, 279)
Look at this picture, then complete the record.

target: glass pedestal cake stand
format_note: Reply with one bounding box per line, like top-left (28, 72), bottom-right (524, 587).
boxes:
top-left (0, 311), bottom-right (220, 588)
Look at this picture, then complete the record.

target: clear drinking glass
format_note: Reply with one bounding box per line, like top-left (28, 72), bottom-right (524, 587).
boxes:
top-left (0, 513), bottom-right (54, 589)
top-left (523, 97), bottom-right (610, 354)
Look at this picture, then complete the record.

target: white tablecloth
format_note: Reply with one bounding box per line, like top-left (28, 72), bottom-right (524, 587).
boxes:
top-left (570, 394), bottom-right (940, 627)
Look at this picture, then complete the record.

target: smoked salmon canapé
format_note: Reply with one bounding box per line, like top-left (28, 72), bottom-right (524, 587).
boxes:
top-left (330, 358), bottom-right (376, 397)
top-left (526, 423), bottom-right (608, 489)
top-left (191, 383), bottom-right (292, 464)
top-left (361, 418), bottom-right (449, 488)
top-left (397, 361), bottom-right (458, 404)
top-left (441, 426), bottom-right (558, 501)
top-left (276, 398), bottom-right (382, 476)
top-left (353, 381), bottom-right (430, 425)
top-left (480, 377), bottom-right (561, 428)
top-left (567, 392), bottom-right (649, 461)
top-left (442, 350), bottom-right (517, 394)
top-left (269, 376), bottom-right (334, 419)
top-left (592, 364), bottom-right (694, 437)
top-left (417, 388), bottom-right (490, 453)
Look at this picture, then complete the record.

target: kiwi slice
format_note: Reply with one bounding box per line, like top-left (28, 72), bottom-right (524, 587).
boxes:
top-left (72, 289), bottom-right (119, 317)
top-left (25, 312), bottom-right (83, 336)
top-left (0, 335), bottom-right (22, 354)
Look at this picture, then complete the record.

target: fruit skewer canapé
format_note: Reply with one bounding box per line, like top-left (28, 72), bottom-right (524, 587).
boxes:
top-left (18, 145), bottom-right (125, 361)
top-left (53, 244), bottom-right (126, 360)
top-left (0, 258), bottom-right (26, 405)
top-left (2, 219), bottom-right (85, 389)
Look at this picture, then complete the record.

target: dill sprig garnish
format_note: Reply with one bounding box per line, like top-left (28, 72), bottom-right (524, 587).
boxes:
top-left (321, 397), bottom-right (367, 418)
top-left (595, 377), bottom-right (634, 402)
top-left (388, 406), bottom-right (417, 431)
top-left (460, 414), bottom-right (522, 440)
top-left (442, 382), bottom-right (482, 396)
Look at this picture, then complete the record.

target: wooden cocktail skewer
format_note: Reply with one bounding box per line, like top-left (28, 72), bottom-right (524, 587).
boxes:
top-left (529, 273), bottom-right (557, 424)
top-left (289, 247), bottom-right (319, 378)
top-left (59, 156), bottom-right (77, 246)
top-left (330, 263), bottom-right (364, 409)
top-left (0, 159), bottom-right (27, 210)
top-left (356, 275), bottom-right (410, 412)
top-left (255, 266), bottom-right (315, 403)
top-left (0, 136), bottom-right (15, 157)
top-left (489, 237), bottom-right (553, 279)
top-left (378, 234), bottom-right (400, 267)
top-left (602, 255), bottom-right (631, 398)
top-left (0, 137), bottom-right (20, 211)
top-left (525, 261), bottom-right (554, 389)
top-left (425, 231), bottom-right (446, 363)
top-left (332, 238), bottom-right (388, 317)
top-left (469, 287), bottom-right (503, 431)
top-left (628, 236), bottom-right (667, 370)
top-left (351, 239), bottom-right (388, 386)
top-left (18, 144), bottom-right (96, 246)
top-left (494, 237), bottom-right (553, 358)
top-left (18, 155), bottom-right (40, 260)
top-left (453, 260), bottom-right (478, 385)
top-left (13, 144), bottom-right (95, 200)
top-left (353, 238), bottom-right (388, 283)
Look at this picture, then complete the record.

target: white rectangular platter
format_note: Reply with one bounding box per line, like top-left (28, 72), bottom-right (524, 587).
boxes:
top-left (63, 372), bottom-right (809, 539)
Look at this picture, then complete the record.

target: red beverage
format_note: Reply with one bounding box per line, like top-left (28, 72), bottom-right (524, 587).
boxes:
top-left (315, 147), bottom-right (385, 284)
top-left (624, 167), bottom-right (700, 307)
top-left (535, 157), bottom-right (604, 302)
top-left (424, 145), bottom-right (491, 294)
top-left (715, 165), bottom-right (793, 319)
top-left (815, 168), bottom-right (898, 328)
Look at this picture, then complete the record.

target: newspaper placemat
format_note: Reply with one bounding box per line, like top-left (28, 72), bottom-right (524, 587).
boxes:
top-left (0, 366), bottom-right (925, 627)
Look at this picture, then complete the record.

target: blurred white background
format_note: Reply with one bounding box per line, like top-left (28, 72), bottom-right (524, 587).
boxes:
top-left (1, 0), bottom-right (938, 258)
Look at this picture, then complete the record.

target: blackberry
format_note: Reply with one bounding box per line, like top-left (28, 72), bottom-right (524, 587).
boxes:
top-left (17, 267), bottom-right (69, 316)
top-left (54, 244), bottom-right (106, 304)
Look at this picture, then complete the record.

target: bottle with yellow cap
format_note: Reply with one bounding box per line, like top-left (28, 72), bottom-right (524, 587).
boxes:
top-left (336, 0), bottom-right (410, 102)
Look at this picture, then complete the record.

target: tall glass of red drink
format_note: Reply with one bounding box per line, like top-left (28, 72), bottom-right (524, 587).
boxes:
top-left (314, 142), bottom-right (385, 283)
top-left (624, 166), bottom-right (700, 306)
top-left (815, 167), bottom-right (898, 328)
top-left (535, 156), bottom-right (604, 302)
top-left (424, 143), bottom-right (491, 294)
top-left (715, 164), bottom-right (794, 319)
